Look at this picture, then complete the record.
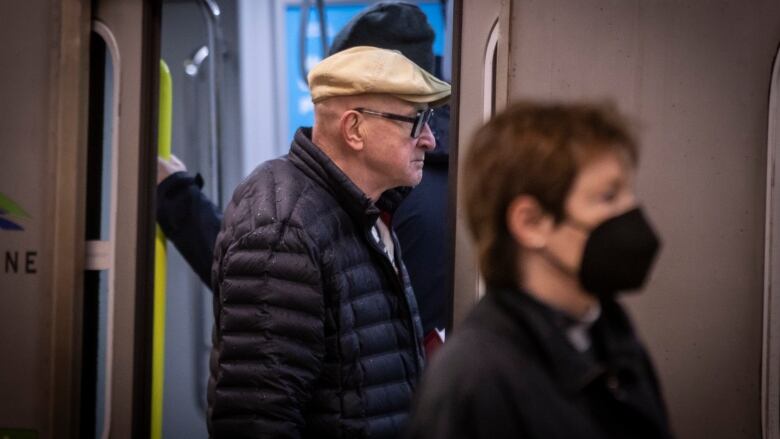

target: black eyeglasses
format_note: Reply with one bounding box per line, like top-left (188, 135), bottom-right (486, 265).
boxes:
top-left (353, 107), bottom-right (434, 139)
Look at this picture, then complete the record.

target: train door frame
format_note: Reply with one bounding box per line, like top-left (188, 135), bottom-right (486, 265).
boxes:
top-left (48, 1), bottom-right (91, 437)
top-left (449, 0), bottom-right (511, 327)
top-left (762, 42), bottom-right (780, 439)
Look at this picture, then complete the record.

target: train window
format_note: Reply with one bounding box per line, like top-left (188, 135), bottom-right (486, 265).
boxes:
top-left (474, 16), bottom-right (501, 301)
top-left (483, 17), bottom-right (499, 123)
top-left (83, 24), bottom-right (119, 439)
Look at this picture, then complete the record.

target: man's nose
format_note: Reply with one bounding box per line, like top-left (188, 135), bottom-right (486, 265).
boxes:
top-left (416, 123), bottom-right (436, 151)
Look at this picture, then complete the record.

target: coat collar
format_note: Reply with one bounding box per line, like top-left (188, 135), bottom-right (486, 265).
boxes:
top-left (287, 127), bottom-right (410, 223)
top-left (487, 287), bottom-right (646, 395)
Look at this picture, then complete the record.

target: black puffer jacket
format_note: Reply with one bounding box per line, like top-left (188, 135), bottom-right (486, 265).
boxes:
top-left (208, 128), bottom-right (426, 439)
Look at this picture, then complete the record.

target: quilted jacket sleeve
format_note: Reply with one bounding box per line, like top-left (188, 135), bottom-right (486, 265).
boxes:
top-left (156, 171), bottom-right (222, 287)
top-left (209, 210), bottom-right (325, 438)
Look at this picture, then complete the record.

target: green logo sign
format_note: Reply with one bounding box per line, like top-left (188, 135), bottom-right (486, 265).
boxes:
top-left (0, 193), bottom-right (30, 231)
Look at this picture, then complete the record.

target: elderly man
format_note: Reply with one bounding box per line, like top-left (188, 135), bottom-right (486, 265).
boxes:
top-left (208, 46), bottom-right (450, 439)
top-left (156, 1), bottom-right (453, 343)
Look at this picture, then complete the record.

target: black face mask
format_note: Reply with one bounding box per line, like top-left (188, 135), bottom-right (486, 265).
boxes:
top-left (575, 207), bottom-right (661, 297)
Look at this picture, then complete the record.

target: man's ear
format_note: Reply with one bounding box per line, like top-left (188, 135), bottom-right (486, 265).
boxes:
top-left (506, 195), bottom-right (553, 249)
top-left (341, 110), bottom-right (365, 152)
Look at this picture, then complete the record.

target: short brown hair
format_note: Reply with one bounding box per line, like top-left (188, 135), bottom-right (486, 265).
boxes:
top-left (463, 101), bottom-right (638, 289)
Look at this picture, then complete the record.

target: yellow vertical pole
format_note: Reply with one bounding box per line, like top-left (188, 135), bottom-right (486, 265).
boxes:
top-left (152, 60), bottom-right (172, 439)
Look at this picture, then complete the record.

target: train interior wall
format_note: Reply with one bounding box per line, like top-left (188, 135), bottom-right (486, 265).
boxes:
top-left (502, 1), bottom-right (780, 437)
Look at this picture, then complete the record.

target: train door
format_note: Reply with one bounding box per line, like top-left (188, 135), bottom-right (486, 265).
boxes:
top-left (0, 2), bottom-right (92, 438)
top-left (453, 1), bottom-right (780, 438)
top-left (0, 1), bottom-right (160, 438)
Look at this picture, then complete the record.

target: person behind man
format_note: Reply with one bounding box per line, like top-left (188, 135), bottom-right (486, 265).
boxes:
top-left (405, 102), bottom-right (673, 439)
top-left (328, 0), bottom-right (453, 350)
top-left (208, 46), bottom-right (450, 438)
top-left (156, 1), bottom-right (453, 340)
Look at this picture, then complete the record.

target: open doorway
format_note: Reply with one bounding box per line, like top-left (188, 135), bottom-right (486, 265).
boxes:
top-left (153, 1), bottom-right (454, 437)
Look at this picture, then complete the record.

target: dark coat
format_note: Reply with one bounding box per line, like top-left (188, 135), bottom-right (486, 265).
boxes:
top-left (156, 172), bottom-right (221, 287)
top-left (208, 128), bottom-right (425, 439)
top-left (393, 104), bottom-right (451, 334)
top-left (405, 287), bottom-right (674, 439)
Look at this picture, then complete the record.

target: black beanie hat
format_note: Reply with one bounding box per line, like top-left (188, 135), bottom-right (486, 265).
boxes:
top-left (328, 2), bottom-right (436, 73)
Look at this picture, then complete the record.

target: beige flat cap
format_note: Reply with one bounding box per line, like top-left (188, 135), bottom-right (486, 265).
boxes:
top-left (308, 46), bottom-right (451, 107)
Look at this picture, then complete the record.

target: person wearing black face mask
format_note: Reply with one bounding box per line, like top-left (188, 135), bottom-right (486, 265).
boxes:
top-left (538, 207), bottom-right (660, 302)
top-left (405, 102), bottom-right (674, 439)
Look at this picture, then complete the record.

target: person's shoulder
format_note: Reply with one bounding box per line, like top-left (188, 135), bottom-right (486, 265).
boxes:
top-left (221, 157), bottom-right (321, 236)
top-left (226, 156), bottom-right (338, 235)
top-left (239, 157), bottom-right (305, 197)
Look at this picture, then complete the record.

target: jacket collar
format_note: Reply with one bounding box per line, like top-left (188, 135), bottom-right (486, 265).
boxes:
top-left (288, 127), bottom-right (410, 223)
top-left (487, 287), bottom-right (646, 395)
